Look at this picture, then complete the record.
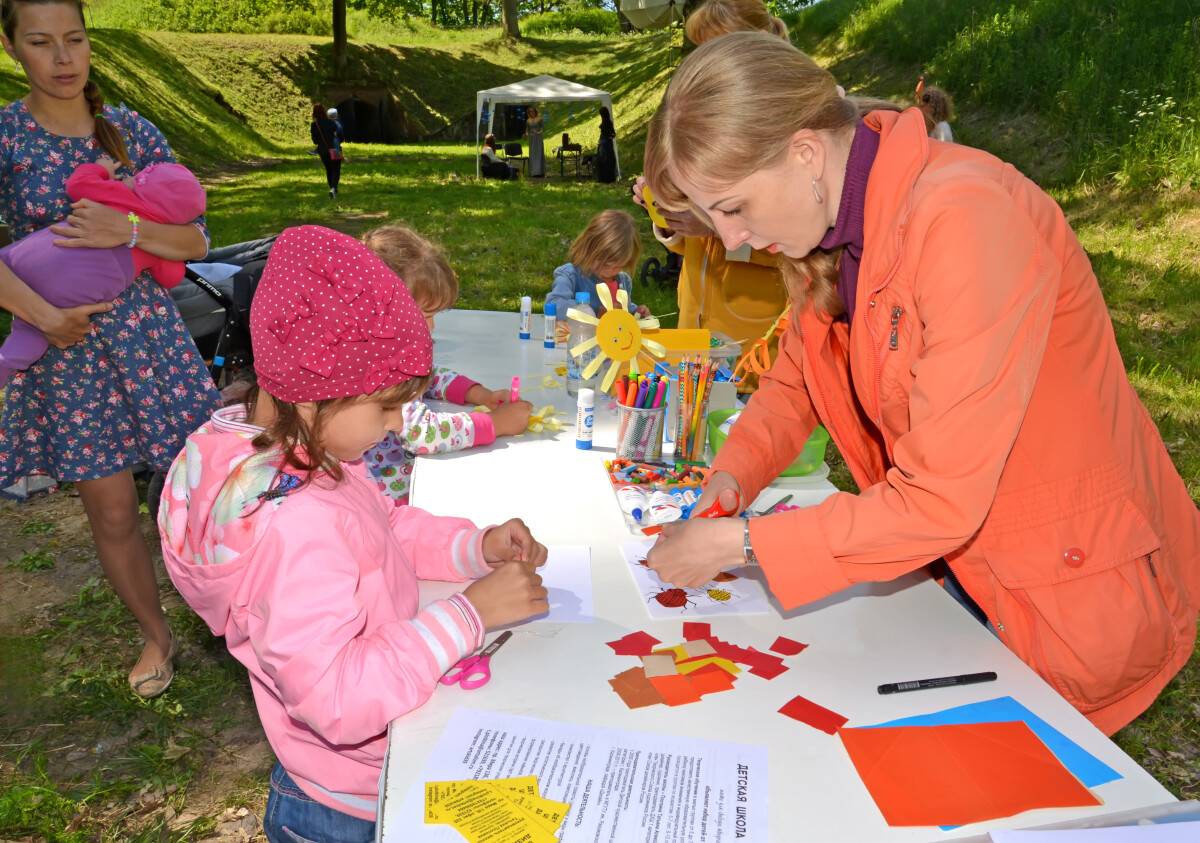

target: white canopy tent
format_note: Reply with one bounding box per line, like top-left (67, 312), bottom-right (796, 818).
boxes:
top-left (475, 75), bottom-right (618, 178)
top-left (620, 0), bottom-right (683, 31)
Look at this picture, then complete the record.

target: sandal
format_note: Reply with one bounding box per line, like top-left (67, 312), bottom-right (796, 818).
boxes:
top-left (129, 630), bottom-right (180, 698)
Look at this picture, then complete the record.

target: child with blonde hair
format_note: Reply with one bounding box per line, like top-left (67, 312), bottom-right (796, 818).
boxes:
top-left (916, 76), bottom-right (954, 142)
top-left (361, 225), bottom-right (533, 505)
top-left (158, 225), bottom-right (548, 841)
top-left (547, 209), bottom-right (650, 322)
top-left (685, 0), bottom-right (788, 44)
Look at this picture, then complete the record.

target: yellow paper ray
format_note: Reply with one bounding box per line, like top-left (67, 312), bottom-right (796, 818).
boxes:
top-left (581, 353), bottom-right (606, 380)
top-left (595, 283), bottom-right (614, 312)
top-left (641, 338), bottom-right (668, 357)
top-left (616, 288), bottom-right (630, 311)
top-left (629, 356), bottom-right (641, 376)
top-left (566, 307), bottom-right (599, 325)
top-left (569, 336), bottom-right (599, 358)
top-left (638, 316), bottom-right (661, 330)
top-left (600, 358), bottom-right (622, 392)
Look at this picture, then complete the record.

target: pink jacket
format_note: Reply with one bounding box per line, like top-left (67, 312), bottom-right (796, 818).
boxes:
top-left (158, 406), bottom-right (490, 820)
top-left (67, 162), bottom-right (206, 289)
top-left (719, 109), bottom-right (1200, 735)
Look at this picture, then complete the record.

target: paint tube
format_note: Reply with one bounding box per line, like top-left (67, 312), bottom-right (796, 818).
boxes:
top-left (648, 489), bottom-right (683, 523)
top-left (615, 485), bottom-right (649, 523)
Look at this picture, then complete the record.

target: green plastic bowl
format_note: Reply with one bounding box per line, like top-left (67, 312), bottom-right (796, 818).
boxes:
top-left (707, 408), bottom-right (830, 477)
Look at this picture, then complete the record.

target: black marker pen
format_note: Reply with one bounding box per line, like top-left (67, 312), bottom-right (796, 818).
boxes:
top-left (877, 671), bottom-right (997, 695)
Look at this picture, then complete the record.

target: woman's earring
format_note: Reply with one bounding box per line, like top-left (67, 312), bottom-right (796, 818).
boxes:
top-left (13, 61), bottom-right (20, 72)
top-left (812, 178), bottom-right (824, 205)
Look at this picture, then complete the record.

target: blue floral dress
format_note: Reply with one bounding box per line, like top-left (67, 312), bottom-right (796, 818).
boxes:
top-left (0, 100), bottom-right (220, 484)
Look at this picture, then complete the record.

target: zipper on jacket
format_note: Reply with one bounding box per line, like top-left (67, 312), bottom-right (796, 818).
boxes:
top-left (864, 226), bottom-right (906, 462)
top-left (888, 306), bottom-right (903, 350)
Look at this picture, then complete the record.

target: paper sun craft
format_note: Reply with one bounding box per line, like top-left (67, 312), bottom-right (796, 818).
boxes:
top-left (568, 283), bottom-right (666, 392)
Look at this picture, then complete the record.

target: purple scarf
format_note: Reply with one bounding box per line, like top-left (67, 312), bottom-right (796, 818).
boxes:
top-left (819, 120), bottom-right (879, 326)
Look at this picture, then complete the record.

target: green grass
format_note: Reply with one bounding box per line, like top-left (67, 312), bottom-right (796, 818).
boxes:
top-left (202, 142), bottom-right (677, 318)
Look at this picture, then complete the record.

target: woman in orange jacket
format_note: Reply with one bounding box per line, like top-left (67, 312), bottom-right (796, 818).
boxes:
top-left (643, 32), bottom-right (1200, 735)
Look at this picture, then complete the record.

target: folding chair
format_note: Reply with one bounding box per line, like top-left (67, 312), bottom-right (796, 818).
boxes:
top-left (502, 142), bottom-right (527, 172)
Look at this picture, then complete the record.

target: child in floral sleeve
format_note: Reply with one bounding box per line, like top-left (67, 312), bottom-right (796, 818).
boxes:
top-left (361, 227), bottom-right (532, 505)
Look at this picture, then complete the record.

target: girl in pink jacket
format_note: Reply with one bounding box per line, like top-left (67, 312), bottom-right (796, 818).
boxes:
top-left (642, 33), bottom-right (1200, 735)
top-left (158, 225), bottom-right (549, 841)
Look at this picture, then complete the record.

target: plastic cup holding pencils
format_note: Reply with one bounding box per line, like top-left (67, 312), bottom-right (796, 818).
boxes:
top-left (615, 404), bottom-right (666, 461)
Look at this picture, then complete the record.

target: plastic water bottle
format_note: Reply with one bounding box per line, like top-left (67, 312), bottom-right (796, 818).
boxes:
top-left (566, 291), bottom-right (596, 397)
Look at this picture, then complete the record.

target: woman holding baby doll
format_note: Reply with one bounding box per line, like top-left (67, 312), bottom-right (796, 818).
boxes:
top-left (0, 0), bottom-right (220, 697)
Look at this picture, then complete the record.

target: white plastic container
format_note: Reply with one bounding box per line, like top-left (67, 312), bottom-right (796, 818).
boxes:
top-left (519, 295), bottom-right (532, 339)
top-left (575, 388), bottom-right (595, 450)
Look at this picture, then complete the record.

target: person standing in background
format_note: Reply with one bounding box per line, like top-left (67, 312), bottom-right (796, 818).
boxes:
top-left (525, 105), bottom-right (545, 178)
top-left (310, 102), bottom-right (343, 199)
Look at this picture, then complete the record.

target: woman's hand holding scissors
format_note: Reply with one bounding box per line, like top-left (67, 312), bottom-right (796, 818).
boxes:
top-left (441, 631), bottom-right (512, 690)
top-left (646, 481), bottom-right (746, 588)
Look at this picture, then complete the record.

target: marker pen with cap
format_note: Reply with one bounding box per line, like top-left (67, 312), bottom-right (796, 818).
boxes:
top-left (519, 295), bottom-right (532, 339)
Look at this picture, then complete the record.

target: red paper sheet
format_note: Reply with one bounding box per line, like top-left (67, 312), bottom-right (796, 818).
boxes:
top-left (606, 631), bottom-right (662, 657)
top-left (682, 622), bottom-right (711, 640)
top-left (769, 636), bottom-right (808, 656)
top-left (779, 694), bottom-right (849, 735)
top-left (838, 721), bottom-right (1101, 827)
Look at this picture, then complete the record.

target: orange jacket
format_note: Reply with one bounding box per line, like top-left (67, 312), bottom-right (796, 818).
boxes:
top-left (715, 109), bottom-right (1200, 734)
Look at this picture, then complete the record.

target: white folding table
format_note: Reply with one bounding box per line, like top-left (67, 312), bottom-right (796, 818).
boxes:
top-left (378, 309), bottom-right (1174, 841)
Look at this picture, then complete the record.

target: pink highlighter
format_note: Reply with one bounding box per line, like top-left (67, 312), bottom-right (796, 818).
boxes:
top-left (510, 375), bottom-right (520, 403)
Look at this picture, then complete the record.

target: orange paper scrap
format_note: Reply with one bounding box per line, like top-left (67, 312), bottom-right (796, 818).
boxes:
top-left (838, 721), bottom-right (1100, 827)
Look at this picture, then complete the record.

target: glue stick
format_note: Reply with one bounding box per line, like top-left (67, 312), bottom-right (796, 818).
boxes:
top-left (616, 485), bottom-right (648, 523)
top-left (543, 302), bottom-right (557, 348)
top-left (575, 388), bottom-right (594, 450)
top-left (519, 295), bottom-right (532, 340)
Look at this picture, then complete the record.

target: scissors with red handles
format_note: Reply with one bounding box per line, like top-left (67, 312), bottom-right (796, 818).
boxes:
top-left (440, 630), bottom-right (512, 690)
top-left (692, 494), bottom-right (741, 519)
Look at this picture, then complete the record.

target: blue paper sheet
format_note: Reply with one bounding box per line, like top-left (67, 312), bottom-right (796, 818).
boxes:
top-left (864, 696), bottom-right (1121, 788)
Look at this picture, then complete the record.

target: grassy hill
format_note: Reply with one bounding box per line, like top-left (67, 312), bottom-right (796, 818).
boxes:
top-left (0, 27), bottom-right (677, 173)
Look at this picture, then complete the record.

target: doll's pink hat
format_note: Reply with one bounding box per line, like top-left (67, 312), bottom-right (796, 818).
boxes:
top-left (250, 225), bottom-right (432, 402)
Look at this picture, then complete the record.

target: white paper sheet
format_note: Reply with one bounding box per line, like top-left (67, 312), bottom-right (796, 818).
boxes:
top-left (388, 707), bottom-right (768, 842)
top-left (527, 545), bottom-right (594, 623)
top-left (619, 541), bottom-right (772, 618)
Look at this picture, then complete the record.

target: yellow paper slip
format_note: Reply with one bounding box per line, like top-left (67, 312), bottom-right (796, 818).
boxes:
top-left (425, 779), bottom-right (568, 841)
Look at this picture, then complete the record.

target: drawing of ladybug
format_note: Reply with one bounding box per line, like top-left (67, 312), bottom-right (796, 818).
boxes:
top-left (647, 588), bottom-right (696, 612)
top-left (702, 587), bottom-right (733, 603)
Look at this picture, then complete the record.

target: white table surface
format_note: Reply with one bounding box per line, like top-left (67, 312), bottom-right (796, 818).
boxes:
top-left (379, 309), bottom-right (1173, 842)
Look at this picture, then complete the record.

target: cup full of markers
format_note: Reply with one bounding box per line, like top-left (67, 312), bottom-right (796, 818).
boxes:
top-left (614, 373), bottom-right (667, 461)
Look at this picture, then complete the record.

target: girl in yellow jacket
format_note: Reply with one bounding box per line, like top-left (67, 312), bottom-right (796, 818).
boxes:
top-left (643, 32), bottom-right (1200, 735)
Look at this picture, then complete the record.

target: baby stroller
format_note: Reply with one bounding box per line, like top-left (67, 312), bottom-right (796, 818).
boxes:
top-left (639, 248), bottom-right (681, 288)
top-left (170, 235), bottom-right (276, 387)
top-left (146, 235), bottom-right (275, 514)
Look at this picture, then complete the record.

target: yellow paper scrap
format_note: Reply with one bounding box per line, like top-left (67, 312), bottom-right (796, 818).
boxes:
top-left (526, 404), bottom-right (566, 434)
top-left (424, 777), bottom-right (569, 841)
top-left (675, 656), bottom-right (742, 676)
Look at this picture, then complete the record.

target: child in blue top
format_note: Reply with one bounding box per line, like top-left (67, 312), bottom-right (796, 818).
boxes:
top-left (547, 209), bottom-right (652, 323)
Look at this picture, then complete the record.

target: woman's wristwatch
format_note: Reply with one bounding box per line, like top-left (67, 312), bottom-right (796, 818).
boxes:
top-left (742, 519), bottom-right (758, 566)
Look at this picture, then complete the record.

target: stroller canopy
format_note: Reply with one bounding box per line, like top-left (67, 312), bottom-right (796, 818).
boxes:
top-left (620, 0), bottom-right (683, 31)
top-left (475, 75), bottom-right (618, 178)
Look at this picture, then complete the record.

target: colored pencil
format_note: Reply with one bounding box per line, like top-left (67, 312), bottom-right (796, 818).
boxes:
top-left (693, 360), bottom-right (717, 460)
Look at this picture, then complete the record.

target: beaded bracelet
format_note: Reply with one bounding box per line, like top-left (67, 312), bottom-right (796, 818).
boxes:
top-left (127, 212), bottom-right (140, 248)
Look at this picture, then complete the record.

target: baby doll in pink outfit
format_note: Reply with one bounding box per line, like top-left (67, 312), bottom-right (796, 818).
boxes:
top-left (0, 157), bottom-right (206, 385)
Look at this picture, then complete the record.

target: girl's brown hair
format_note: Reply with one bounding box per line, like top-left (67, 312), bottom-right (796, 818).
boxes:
top-left (2, 0), bottom-right (131, 168)
top-left (361, 225), bottom-right (459, 314)
top-left (919, 86), bottom-right (953, 124)
top-left (685, 0), bottom-right (788, 45)
top-left (241, 375), bottom-right (431, 491)
top-left (568, 209), bottom-right (641, 278)
top-left (644, 31), bottom-right (901, 317)
top-left (312, 102), bottom-right (327, 121)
